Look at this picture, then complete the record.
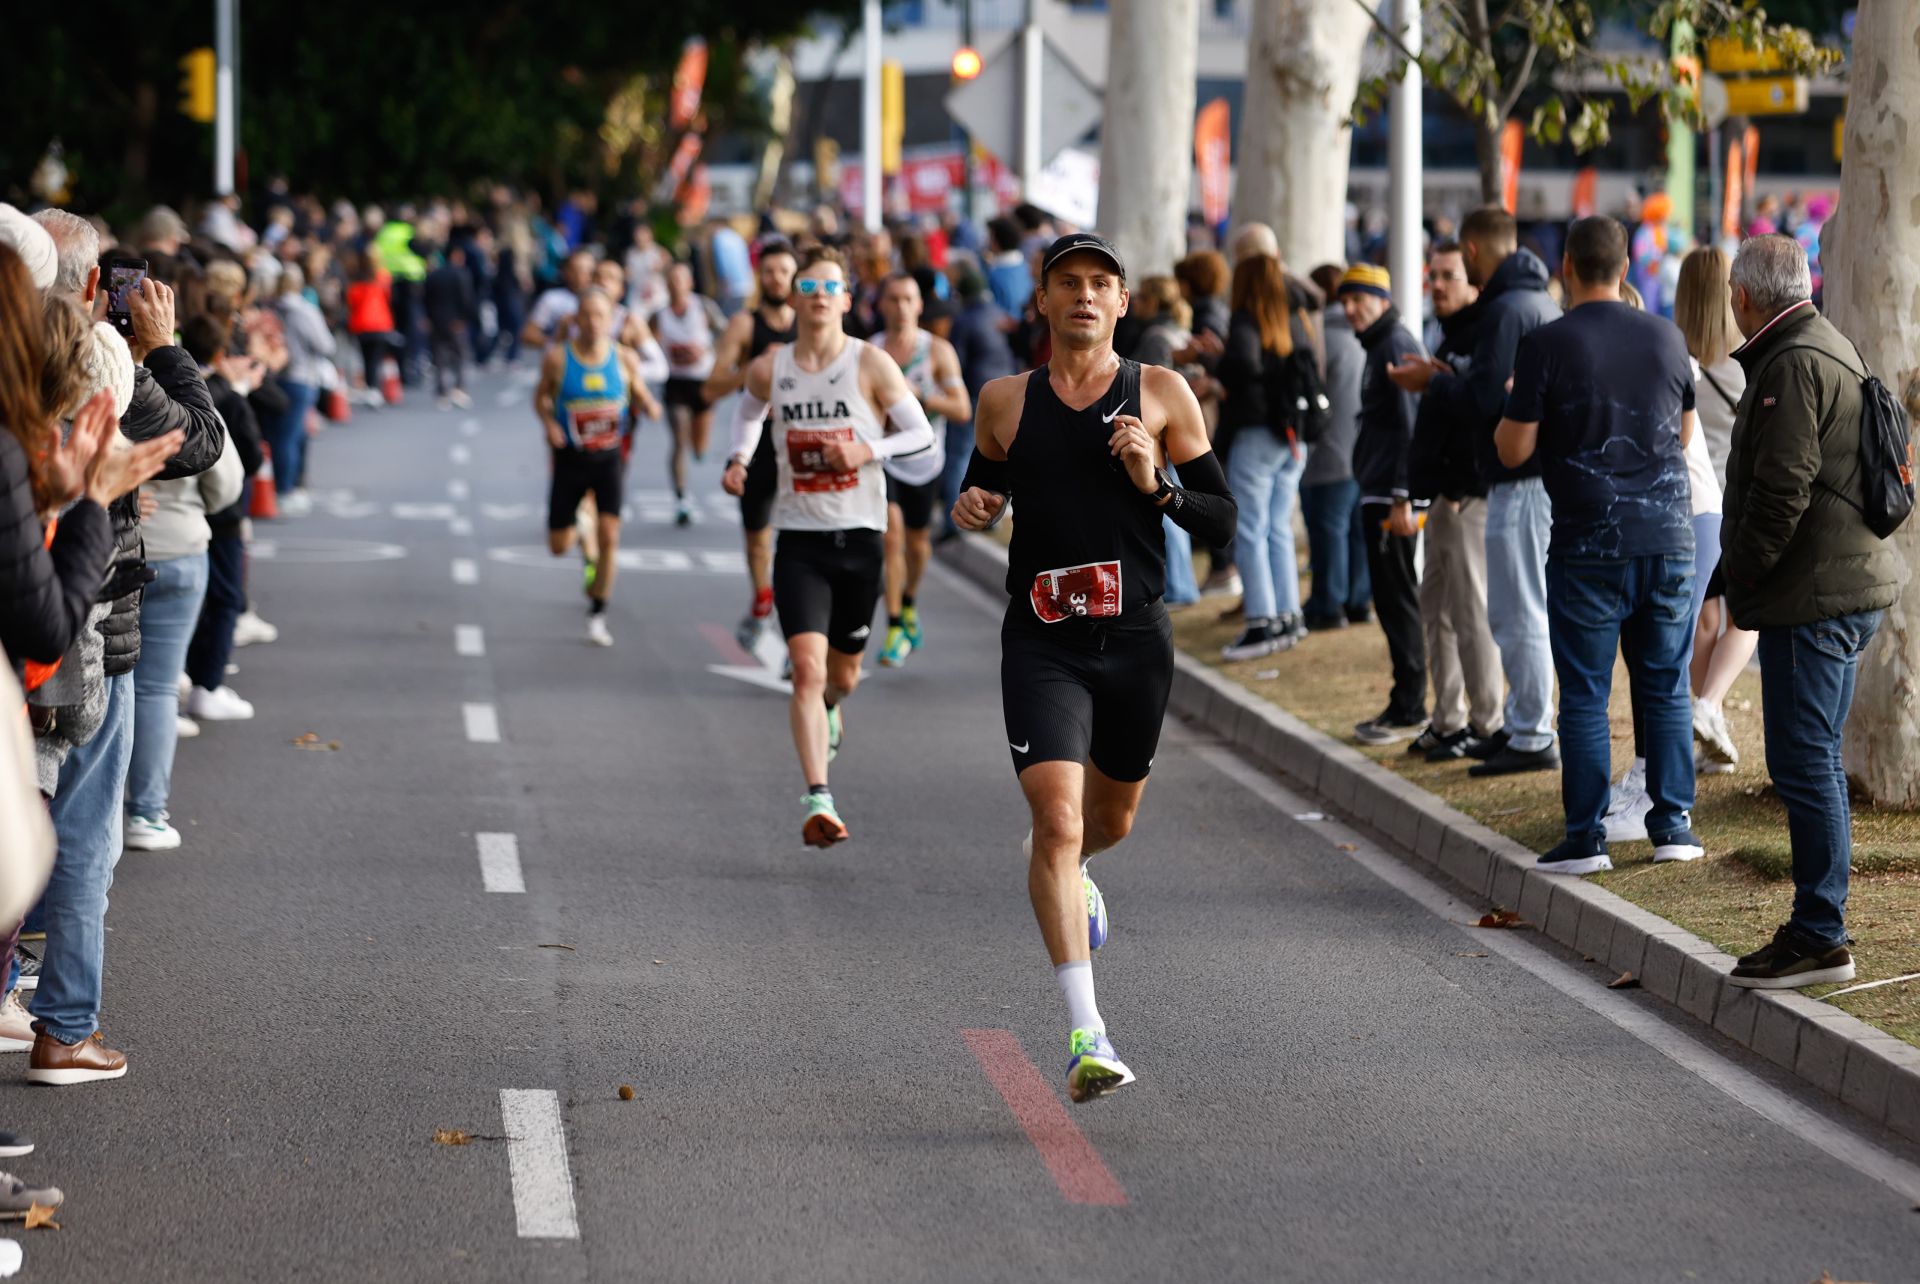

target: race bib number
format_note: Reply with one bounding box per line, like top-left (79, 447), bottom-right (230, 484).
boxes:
top-left (785, 426), bottom-right (860, 493)
top-left (668, 342), bottom-right (705, 367)
top-left (1030, 561), bottom-right (1123, 623)
top-left (569, 401), bottom-right (624, 453)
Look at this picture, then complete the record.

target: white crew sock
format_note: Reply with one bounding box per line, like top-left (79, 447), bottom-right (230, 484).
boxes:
top-left (1054, 961), bottom-right (1103, 1034)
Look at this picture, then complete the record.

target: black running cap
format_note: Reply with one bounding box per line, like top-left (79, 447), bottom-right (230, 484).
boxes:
top-left (1040, 232), bottom-right (1125, 283)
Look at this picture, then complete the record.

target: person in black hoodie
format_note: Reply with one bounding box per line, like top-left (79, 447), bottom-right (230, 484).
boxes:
top-left (1336, 266), bottom-right (1428, 744)
top-left (1390, 207), bottom-right (1562, 777)
top-left (181, 316), bottom-right (264, 725)
top-left (1404, 241), bottom-right (1504, 762)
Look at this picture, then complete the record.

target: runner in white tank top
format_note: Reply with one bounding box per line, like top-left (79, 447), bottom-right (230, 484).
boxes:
top-left (722, 247), bottom-right (938, 849)
top-left (653, 265), bottom-right (728, 521)
top-left (873, 273), bottom-right (972, 668)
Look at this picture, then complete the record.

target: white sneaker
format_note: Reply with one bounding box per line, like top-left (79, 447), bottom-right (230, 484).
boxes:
top-left (1696, 745), bottom-right (1736, 776)
top-left (124, 814), bottom-right (182, 851)
top-left (586, 615), bottom-right (613, 647)
top-left (176, 672), bottom-right (191, 704)
top-left (232, 610), bottom-right (279, 647)
top-left (0, 990), bottom-right (32, 1053)
top-left (1604, 759), bottom-right (1646, 818)
top-left (450, 389), bottom-right (473, 409)
top-left (280, 490), bottom-right (313, 517)
top-left (175, 714), bottom-right (201, 739)
top-left (186, 685), bottom-right (255, 721)
top-left (1603, 789), bottom-right (1653, 844)
top-left (1693, 700), bottom-right (1739, 766)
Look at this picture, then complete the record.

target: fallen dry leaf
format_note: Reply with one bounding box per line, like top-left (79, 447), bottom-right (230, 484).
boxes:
top-left (433, 1129), bottom-right (474, 1146)
top-left (1335, 842), bottom-right (1358, 852)
top-left (537, 943), bottom-right (576, 951)
top-left (1454, 951), bottom-right (1489, 958)
top-left (1473, 909), bottom-right (1524, 930)
top-left (23, 1202), bottom-right (59, 1230)
top-left (652, 959), bottom-right (664, 965)
top-left (1608, 972), bottom-right (1640, 990)
top-left (618, 1085), bottom-right (635, 1101)
top-left (290, 732), bottom-right (339, 752)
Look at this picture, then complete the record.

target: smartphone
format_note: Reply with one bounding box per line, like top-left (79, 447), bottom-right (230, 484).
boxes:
top-left (105, 256), bottom-right (148, 338)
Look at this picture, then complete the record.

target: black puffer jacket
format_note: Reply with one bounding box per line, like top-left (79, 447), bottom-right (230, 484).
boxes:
top-left (99, 346), bottom-right (224, 675)
top-left (0, 429), bottom-right (113, 685)
top-left (1349, 306), bottom-right (1424, 502)
top-left (1407, 298), bottom-right (1485, 502)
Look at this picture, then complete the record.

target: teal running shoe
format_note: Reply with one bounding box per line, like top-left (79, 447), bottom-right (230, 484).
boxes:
top-left (826, 703), bottom-right (843, 762)
top-left (902, 603), bottom-right (923, 649)
top-left (1066, 1028), bottom-right (1136, 1103)
top-left (879, 624), bottom-right (912, 668)
top-left (801, 792), bottom-right (848, 848)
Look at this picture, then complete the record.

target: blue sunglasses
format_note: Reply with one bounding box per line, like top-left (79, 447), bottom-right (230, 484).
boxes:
top-left (796, 279), bottom-right (846, 296)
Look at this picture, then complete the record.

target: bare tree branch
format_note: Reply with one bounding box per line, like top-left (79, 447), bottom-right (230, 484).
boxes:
top-left (1346, 0), bottom-right (1425, 70)
top-left (1495, 39), bottom-right (1541, 120)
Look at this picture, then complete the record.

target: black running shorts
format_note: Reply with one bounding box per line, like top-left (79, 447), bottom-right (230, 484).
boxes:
top-left (664, 377), bottom-right (709, 413)
top-left (741, 433), bottom-right (778, 532)
top-left (773, 529), bottom-right (885, 654)
top-left (1000, 600), bottom-right (1174, 782)
top-left (548, 447), bottom-right (625, 531)
top-left (885, 473), bottom-right (939, 532)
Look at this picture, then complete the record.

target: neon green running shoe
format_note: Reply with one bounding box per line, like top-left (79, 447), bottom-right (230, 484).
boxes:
top-left (880, 624), bottom-right (913, 668)
top-left (801, 792), bottom-right (848, 848)
top-left (826, 703), bottom-right (843, 762)
top-left (902, 603), bottom-right (922, 649)
top-left (1066, 1027), bottom-right (1136, 1104)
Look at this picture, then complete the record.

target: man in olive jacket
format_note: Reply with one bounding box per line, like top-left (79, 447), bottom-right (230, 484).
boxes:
top-left (1720, 234), bottom-right (1905, 991)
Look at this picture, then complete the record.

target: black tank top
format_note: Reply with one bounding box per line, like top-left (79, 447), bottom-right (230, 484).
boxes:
top-left (1005, 359), bottom-right (1165, 626)
top-left (749, 308), bottom-right (797, 359)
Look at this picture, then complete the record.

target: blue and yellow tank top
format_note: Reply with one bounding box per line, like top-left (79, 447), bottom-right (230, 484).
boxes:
top-left (558, 343), bottom-right (628, 453)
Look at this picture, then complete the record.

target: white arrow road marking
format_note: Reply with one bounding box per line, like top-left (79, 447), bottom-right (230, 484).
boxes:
top-left (707, 664), bottom-right (794, 695)
top-left (393, 502), bottom-right (459, 521)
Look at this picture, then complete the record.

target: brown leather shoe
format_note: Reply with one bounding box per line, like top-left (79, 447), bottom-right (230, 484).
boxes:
top-left (25, 1030), bottom-right (128, 1085)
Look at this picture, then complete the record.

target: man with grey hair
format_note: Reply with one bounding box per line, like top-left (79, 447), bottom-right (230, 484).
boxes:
top-left (6, 209), bottom-right (224, 1087)
top-left (1721, 232), bottom-right (1905, 990)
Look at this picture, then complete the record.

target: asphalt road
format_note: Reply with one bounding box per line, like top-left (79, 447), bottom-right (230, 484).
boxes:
top-left (7, 365), bottom-right (1919, 1283)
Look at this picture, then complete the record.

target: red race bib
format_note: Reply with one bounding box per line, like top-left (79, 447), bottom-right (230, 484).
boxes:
top-left (785, 426), bottom-right (860, 493)
top-left (569, 402), bottom-right (624, 452)
top-left (1030, 561), bottom-right (1123, 623)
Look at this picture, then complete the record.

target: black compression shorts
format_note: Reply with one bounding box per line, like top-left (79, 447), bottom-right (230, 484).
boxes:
top-left (548, 447), bottom-right (624, 531)
top-left (1000, 600), bottom-right (1174, 782)
top-left (664, 377), bottom-right (709, 413)
top-left (885, 473), bottom-right (939, 532)
top-left (741, 432), bottom-right (778, 532)
top-left (773, 529), bottom-right (885, 654)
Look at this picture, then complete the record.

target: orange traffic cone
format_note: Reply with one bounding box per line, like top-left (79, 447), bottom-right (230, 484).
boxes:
top-left (250, 446), bottom-right (280, 519)
top-left (381, 354), bottom-right (404, 406)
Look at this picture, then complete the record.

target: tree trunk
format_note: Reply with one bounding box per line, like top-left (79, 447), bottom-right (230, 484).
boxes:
top-left (1464, 0), bottom-right (1504, 207)
top-left (1231, 0), bottom-right (1371, 271)
top-left (1829, 0), bottom-right (1920, 806)
top-left (1096, 0), bottom-right (1199, 281)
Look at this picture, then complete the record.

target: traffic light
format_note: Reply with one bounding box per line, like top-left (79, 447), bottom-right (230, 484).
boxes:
top-left (951, 46), bottom-right (983, 81)
top-left (179, 48), bottom-right (214, 122)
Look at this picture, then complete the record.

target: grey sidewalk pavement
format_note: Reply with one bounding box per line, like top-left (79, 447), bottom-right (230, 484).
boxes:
top-left (940, 532), bottom-right (1920, 1148)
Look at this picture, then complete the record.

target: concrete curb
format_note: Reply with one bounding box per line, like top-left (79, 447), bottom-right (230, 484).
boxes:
top-left (939, 533), bottom-right (1920, 1147)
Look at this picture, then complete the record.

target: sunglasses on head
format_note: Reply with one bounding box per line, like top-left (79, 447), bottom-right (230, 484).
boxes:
top-left (796, 278), bottom-right (846, 296)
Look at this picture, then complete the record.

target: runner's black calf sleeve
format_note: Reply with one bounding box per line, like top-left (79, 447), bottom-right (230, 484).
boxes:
top-left (1159, 451), bottom-right (1236, 546)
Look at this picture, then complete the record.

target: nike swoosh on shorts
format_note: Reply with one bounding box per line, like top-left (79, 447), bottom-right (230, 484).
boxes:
top-left (1101, 399), bottom-right (1129, 424)
top-left (1009, 740), bottom-right (1030, 753)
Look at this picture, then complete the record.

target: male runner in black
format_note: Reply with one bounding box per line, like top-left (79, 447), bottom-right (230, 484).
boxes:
top-left (952, 233), bottom-right (1237, 1102)
top-left (703, 239), bottom-right (799, 650)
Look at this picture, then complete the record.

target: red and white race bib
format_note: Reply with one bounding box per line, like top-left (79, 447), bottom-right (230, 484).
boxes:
top-left (569, 402), bottom-right (624, 452)
top-left (785, 426), bottom-right (860, 493)
top-left (667, 342), bottom-right (706, 367)
top-left (1030, 560), bottom-right (1123, 623)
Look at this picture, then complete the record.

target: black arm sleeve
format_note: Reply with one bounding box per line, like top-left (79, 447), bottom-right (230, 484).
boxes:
top-left (1161, 450), bottom-right (1236, 547)
top-left (960, 448), bottom-right (1013, 496)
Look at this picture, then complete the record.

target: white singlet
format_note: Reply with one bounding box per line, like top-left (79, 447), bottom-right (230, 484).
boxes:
top-left (769, 339), bottom-right (890, 533)
top-left (653, 298), bottom-right (718, 381)
top-left (879, 331), bottom-right (948, 488)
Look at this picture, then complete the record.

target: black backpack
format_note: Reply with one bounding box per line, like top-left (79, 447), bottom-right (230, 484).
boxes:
top-left (1766, 341), bottom-right (1914, 539)
top-left (1267, 319), bottom-right (1332, 445)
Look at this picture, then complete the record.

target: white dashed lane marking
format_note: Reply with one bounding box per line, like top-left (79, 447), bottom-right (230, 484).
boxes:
top-left (463, 702), bottom-right (500, 744)
top-left (499, 1089), bottom-right (579, 1239)
top-left (475, 832), bottom-right (524, 893)
top-left (455, 625), bottom-right (485, 657)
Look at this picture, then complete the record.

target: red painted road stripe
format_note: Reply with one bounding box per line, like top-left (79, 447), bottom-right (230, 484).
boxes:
top-left (697, 620), bottom-right (754, 665)
top-left (962, 1028), bottom-right (1128, 1206)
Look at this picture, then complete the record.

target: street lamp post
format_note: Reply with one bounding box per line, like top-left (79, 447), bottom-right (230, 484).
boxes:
top-left (1386, 0), bottom-right (1423, 326)
top-left (862, 0), bottom-right (883, 231)
top-left (214, 0), bottom-right (237, 196)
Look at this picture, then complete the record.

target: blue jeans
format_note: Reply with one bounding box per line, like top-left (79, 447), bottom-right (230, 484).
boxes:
top-left (187, 531), bottom-right (247, 691)
top-left (1547, 554), bottom-right (1696, 847)
top-left (28, 671), bottom-right (134, 1043)
top-left (1485, 478), bottom-right (1556, 753)
top-left (939, 417), bottom-right (975, 533)
top-left (1758, 610), bottom-right (1881, 947)
top-left (128, 553), bottom-right (209, 818)
top-left (1227, 426), bottom-right (1305, 620)
top-left (270, 381), bottom-right (318, 493)
top-left (1162, 466), bottom-right (1198, 605)
top-left (1299, 478), bottom-right (1369, 620)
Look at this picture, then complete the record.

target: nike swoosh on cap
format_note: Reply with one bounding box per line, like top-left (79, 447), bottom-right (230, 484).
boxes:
top-left (1009, 740), bottom-right (1030, 753)
top-left (1101, 399), bottom-right (1129, 424)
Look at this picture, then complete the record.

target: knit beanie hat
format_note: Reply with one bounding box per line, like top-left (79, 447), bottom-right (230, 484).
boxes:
top-left (0, 203), bottom-right (57, 292)
top-left (1336, 263), bottom-right (1392, 301)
